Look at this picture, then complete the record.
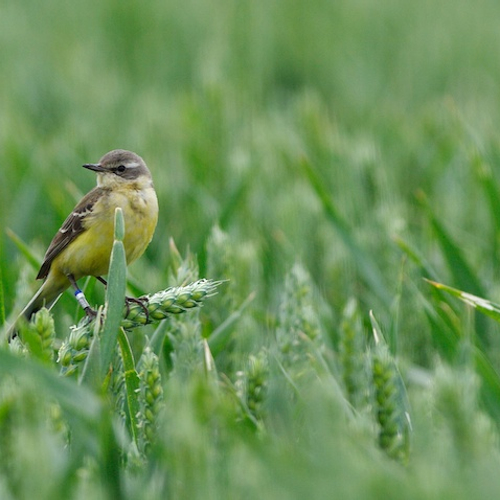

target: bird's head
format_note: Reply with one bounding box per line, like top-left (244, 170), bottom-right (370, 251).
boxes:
top-left (83, 149), bottom-right (152, 189)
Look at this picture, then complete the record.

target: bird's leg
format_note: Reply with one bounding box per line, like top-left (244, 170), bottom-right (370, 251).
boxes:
top-left (68, 274), bottom-right (97, 318)
top-left (95, 276), bottom-right (149, 322)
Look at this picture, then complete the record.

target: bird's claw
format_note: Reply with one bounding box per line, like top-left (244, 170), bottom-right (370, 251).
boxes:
top-left (124, 296), bottom-right (150, 323)
top-left (84, 307), bottom-right (98, 319)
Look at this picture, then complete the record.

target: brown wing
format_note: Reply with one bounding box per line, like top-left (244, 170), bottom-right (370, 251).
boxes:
top-left (36, 187), bottom-right (106, 280)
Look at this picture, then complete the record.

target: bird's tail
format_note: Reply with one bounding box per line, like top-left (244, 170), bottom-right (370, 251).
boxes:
top-left (20, 285), bottom-right (61, 320)
top-left (6, 282), bottom-right (61, 341)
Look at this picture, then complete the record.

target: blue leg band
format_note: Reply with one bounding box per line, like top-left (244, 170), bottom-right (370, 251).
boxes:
top-left (74, 289), bottom-right (91, 310)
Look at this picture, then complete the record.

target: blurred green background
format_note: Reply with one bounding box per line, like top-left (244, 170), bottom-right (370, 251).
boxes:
top-left (4, 0), bottom-right (500, 348)
top-left (3, 0), bottom-right (500, 497)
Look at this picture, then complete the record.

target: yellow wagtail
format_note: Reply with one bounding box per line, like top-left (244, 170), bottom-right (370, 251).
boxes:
top-left (17, 149), bottom-right (159, 323)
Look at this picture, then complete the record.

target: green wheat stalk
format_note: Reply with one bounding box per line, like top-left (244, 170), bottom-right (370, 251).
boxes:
top-left (276, 263), bottom-right (324, 377)
top-left (17, 308), bottom-right (55, 364)
top-left (137, 347), bottom-right (163, 454)
top-left (235, 349), bottom-right (269, 428)
top-left (338, 298), bottom-right (367, 409)
top-left (58, 279), bottom-right (222, 377)
top-left (370, 312), bottom-right (411, 463)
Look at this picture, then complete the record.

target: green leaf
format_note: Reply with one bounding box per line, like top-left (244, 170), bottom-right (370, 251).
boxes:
top-left (420, 293), bottom-right (461, 360)
top-left (418, 193), bottom-right (488, 346)
top-left (5, 228), bottom-right (41, 271)
top-left (394, 235), bottom-right (439, 281)
top-left (418, 193), bottom-right (485, 297)
top-left (100, 208), bottom-right (127, 379)
top-left (98, 405), bottom-right (123, 499)
top-left (473, 158), bottom-right (500, 236)
top-left (80, 313), bottom-right (103, 388)
top-left (300, 157), bottom-right (392, 307)
top-left (426, 279), bottom-right (500, 421)
top-left (0, 347), bottom-right (101, 439)
top-left (0, 264), bottom-right (5, 328)
top-left (396, 236), bottom-right (463, 358)
top-left (118, 329), bottom-right (141, 448)
top-left (474, 347), bottom-right (500, 423)
top-left (426, 279), bottom-right (500, 323)
top-left (208, 291), bottom-right (255, 354)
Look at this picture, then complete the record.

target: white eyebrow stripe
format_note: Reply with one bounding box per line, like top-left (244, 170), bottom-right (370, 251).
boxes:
top-left (126, 162), bottom-right (140, 168)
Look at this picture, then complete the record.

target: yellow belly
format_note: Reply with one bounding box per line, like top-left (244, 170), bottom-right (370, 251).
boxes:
top-left (52, 186), bottom-right (158, 280)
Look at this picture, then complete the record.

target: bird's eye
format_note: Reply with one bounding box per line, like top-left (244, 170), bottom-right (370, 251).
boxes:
top-left (116, 165), bottom-right (126, 173)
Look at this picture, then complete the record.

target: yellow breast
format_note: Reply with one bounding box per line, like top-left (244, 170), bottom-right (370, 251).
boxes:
top-left (54, 185), bottom-right (158, 280)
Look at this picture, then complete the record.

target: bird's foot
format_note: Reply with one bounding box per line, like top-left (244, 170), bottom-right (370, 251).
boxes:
top-left (84, 306), bottom-right (98, 319)
top-left (124, 296), bottom-right (150, 323)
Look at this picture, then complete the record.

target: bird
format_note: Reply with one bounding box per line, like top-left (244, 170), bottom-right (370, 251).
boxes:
top-left (14, 149), bottom-right (159, 326)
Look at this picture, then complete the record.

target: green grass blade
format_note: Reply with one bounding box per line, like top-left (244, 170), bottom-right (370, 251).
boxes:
top-left (430, 216), bottom-right (484, 295)
top-left (5, 228), bottom-right (41, 271)
top-left (421, 293), bottom-right (461, 360)
top-left (100, 208), bottom-right (127, 379)
top-left (79, 313), bottom-right (103, 387)
top-left (0, 347), bottom-right (101, 439)
top-left (0, 264), bottom-right (5, 327)
top-left (474, 347), bottom-right (500, 424)
top-left (419, 193), bottom-right (488, 346)
top-left (117, 329), bottom-right (141, 448)
top-left (300, 157), bottom-right (392, 307)
top-left (418, 194), bottom-right (485, 297)
top-left (426, 279), bottom-right (500, 324)
top-left (208, 291), bottom-right (255, 354)
top-left (474, 158), bottom-right (500, 235)
top-left (426, 279), bottom-right (500, 420)
top-left (98, 408), bottom-right (123, 499)
top-left (394, 236), bottom-right (439, 281)
top-left (396, 236), bottom-right (464, 357)
top-left (473, 157), bottom-right (500, 269)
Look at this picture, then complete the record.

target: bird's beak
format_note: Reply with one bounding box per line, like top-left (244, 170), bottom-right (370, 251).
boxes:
top-left (83, 163), bottom-right (106, 172)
